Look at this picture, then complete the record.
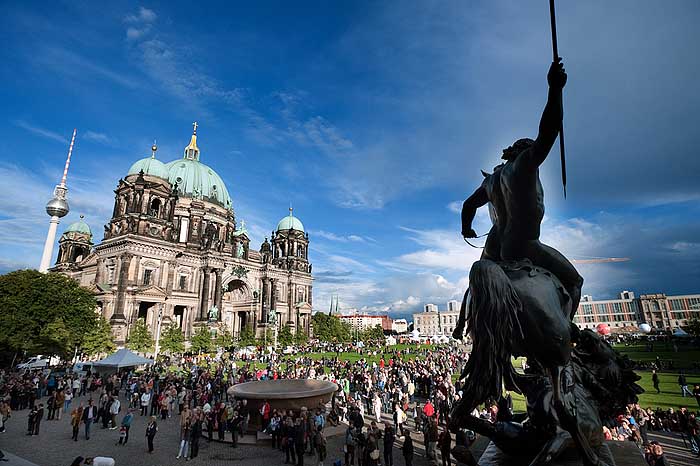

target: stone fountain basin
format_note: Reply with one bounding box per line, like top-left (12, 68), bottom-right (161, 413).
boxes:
top-left (228, 379), bottom-right (338, 431)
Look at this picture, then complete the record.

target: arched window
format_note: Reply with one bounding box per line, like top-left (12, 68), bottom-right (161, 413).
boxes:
top-left (149, 198), bottom-right (161, 217)
top-left (297, 246), bottom-right (305, 258)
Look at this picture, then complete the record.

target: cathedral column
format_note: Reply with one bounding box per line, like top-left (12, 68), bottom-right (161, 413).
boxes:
top-left (112, 253), bottom-right (133, 320)
top-left (213, 269), bottom-right (223, 316)
top-left (199, 267), bottom-right (210, 320)
top-left (165, 261), bottom-right (176, 295)
top-left (261, 278), bottom-right (269, 323)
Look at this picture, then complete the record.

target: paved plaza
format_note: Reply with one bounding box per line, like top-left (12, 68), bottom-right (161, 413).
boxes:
top-left (0, 391), bottom-right (427, 466)
top-left (1, 390), bottom-right (698, 466)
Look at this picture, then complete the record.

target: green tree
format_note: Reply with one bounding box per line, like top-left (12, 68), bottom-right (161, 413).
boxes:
top-left (191, 326), bottom-right (214, 353)
top-left (294, 329), bottom-right (309, 345)
top-left (362, 325), bottom-right (386, 343)
top-left (159, 323), bottom-right (185, 355)
top-left (311, 313), bottom-right (352, 342)
top-left (256, 328), bottom-right (274, 347)
top-left (237, 326), bottom-right (256, 346)
top-left (215, 329), bottom-right (234, 349)
top-left (278, 324), bottom-right (294, 346)
top-left (0, 269), bottom-right (98, 358)
top-left (127, 318), bottom-right (154, 353)
top-left (81, 316), bottom-right (116, 357)
top-left (683, 317), bottom-right (700, 336)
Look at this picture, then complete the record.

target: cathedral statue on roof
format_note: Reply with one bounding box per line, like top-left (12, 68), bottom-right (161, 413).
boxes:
top-left (50, 123), bottom-right (313, 346)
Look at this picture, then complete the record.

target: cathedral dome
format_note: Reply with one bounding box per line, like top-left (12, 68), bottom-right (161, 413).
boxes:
top-left (127, 143), bottom-right (168, 179)
top-left (165, 159), bottom-right (232, 209)
top-left (64, 216), bottom-right (92, 237)
top-left (127, 157), bottom-right (169, 179)
top-left (276, 209), bottom-right (305, 232)
top-left (164, 123), bottom-right (232, 209)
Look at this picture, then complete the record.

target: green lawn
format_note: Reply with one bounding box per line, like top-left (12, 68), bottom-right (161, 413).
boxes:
top-left (613, 342), bottom-right (700, 370)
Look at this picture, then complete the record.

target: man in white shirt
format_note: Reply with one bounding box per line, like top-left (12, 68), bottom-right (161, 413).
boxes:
top-left (140, 391), bottom-right (150, 416)
top-left (84, 456), bottom-right (115, 466)
top-left (109, 396), bottom-right (120, 429)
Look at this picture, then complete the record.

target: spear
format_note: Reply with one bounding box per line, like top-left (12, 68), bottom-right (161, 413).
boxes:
top-left (549, 0), bottom-right (567, 198)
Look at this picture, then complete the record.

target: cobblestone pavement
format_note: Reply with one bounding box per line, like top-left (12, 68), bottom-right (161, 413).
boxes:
top-left (2, 392), bottom-right (696, 466)
top-left (0, 392), bottom-right (428, 466)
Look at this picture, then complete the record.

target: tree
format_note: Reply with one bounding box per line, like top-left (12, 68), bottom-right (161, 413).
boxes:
top-left (311, 313), bottom-right (352, 342)
top-left (237, 326), bottom-right (256, 346)
top-left (256, 328), bottom-right (274, 347)
top-left (127, 318), bottom-right (154, 354)
top-left (0, 269), bottom-right (98, 358)
top-left (191, 326), bottom-right (214, 354)
top-left (81, 316), bottom-right (116, 357)
top-left (278, 324), bottom-right (294, 346)
top-left (159, 323), bottom-right (185, 355)
top-left (294, 329), bottom-right (309, 345)
top-left (362, 324), bottom-right (386, 343)
top-left (683, 317), bottom-right (700, 337)
top-left (215, 329), bottom-right (234, 349)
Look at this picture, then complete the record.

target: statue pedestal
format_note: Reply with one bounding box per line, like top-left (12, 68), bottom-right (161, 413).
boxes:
top-left (477, 441), bottom-right (645, 466)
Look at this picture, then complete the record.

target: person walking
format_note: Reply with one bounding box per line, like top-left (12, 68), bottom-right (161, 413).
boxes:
top-left (315, 428), bottom-right (327, 466)
top-left (652, 371), bottom-right (660, 394)
top-left (118, 409), bottom-right (134, 445)
top-left (190, 411), bottom-right (202, 459)
top-left (33, 403), bottom-right (44, 435)
top-left (439, 429), bottom-right (452, 466)
top-left (140, 391), bottom-right (150, 416)
top-left (402, 429), bottom-right (414, 466)
top-left (177, 416), bottom-right (191, 459)
top-left (344, 425), bottom-right (356, 466)
top-left (146, 416), bottom-right (158, 453)
top-left (109, 396), bottom-right (120, 429)
top-left (71, 404), bottom-right (83, 441)
top-left (383, 423), bottom-right (395, 466)
top-left (679, 372), bottom-right (692, 397)
top-left (82, 400), bottom-right (97, 440)
top-left (56, 389), bottom-right (66, 420)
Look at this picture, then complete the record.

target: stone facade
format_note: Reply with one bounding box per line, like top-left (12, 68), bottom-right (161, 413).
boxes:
top-left (51, 126), bottom-right (312, 345)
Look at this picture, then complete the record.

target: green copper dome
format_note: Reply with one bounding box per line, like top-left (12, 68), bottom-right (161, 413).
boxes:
top-left (276, 210), bottom-right (304, 232)
top-left (64, 217), bottom-right (92, 237)
top-left (165, 158), bottom-right (232, 209)
top-left (127, 156), bottom-right (169, 180)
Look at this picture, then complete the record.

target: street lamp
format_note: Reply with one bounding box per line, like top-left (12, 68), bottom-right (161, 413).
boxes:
top-left (154, 301), bottom-right (166, 360)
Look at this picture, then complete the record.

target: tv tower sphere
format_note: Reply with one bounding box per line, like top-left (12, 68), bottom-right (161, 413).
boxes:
top-left (46, 195), bottom-right (69, 218)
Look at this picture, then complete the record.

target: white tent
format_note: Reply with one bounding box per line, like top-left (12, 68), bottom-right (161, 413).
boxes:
top-left (385, 335), bottom-right (397, 346)
top-left (92, 348), bottom-right (154, 368)
top-left (410, 329), bottom-right (420, 341)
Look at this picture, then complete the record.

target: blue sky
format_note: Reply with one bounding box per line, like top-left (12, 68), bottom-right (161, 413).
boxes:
top-left (1, 1), bottom-right (699, 319)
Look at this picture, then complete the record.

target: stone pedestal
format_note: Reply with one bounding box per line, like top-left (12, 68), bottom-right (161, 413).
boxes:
top-left (478, 440), bottom-right (645, 466)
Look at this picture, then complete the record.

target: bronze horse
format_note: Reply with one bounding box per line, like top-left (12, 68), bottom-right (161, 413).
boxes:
top-left (450, 259), bottom-right (639, 466)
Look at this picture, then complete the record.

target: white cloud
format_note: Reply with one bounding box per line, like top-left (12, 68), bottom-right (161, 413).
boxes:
top-left (83, 131), bottom-right (112, 145)
top-left (125, 7), bottom-right (157, 24)
top-left (311, 230), bottom-right (368, 243)
top-left (15, 120), bottom-right (68, 144)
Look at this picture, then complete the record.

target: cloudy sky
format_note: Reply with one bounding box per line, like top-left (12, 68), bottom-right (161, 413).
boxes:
top-left (1, 1), bottom-right (699, 319)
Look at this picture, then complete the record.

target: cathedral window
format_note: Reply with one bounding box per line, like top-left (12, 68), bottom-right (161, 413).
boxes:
top-left (149, 198), bottom-right (161, 217)
top-left (143, 269), bottom-right (153, 286)
top-left (179, 274), bottom-right (188, 291)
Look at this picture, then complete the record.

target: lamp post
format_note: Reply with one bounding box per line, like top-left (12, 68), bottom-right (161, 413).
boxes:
top-left (154, 302), bottom-right (165, 361)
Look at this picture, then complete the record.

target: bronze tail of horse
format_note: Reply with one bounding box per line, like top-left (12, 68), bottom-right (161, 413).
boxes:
top-left (459, 260), bottom-right (524, 412)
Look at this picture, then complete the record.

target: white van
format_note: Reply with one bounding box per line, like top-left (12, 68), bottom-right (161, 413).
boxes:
top-left (16, 356), bottom-right (50, 371)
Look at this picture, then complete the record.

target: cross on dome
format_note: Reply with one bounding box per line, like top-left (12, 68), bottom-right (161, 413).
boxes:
top-left (192, 121), bottom-right (198, 135)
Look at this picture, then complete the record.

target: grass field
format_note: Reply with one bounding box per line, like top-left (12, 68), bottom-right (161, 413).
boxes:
top-left (613, 342), bottom-right (700, 370)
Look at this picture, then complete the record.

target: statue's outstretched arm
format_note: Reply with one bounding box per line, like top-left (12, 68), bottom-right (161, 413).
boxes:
top-left (522, 59), bottom-right (567, 169)
top-left (461, 186), bottom-right (488, 237)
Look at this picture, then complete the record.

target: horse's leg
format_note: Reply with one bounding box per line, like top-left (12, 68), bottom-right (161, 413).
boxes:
top-left (527, 429), bottom-right (570, 466)
top-left (452, 287), bottom-right (469, 339)
top-left (549, 367), bottom-right (608, 466)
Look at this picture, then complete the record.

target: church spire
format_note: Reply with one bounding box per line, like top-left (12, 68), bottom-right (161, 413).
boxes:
top-left (183, 121), bottom-right (200, 161)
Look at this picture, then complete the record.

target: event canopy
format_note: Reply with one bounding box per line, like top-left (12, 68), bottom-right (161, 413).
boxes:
top-left (92, 348), bottom-right (154, 368)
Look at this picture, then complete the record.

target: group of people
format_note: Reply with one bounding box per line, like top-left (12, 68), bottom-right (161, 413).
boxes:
top-left (1, 340), bottom-right (698, 466)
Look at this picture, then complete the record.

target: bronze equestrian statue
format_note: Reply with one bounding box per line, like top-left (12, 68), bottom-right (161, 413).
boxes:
top-left (450, 61), bottom-right (642, 466)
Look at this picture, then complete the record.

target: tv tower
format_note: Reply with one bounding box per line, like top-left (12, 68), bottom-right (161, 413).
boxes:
top-left (39, 129), bottom-right (76, 273)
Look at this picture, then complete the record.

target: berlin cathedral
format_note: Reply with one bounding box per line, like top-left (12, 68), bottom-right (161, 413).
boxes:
top-left (51, 124), bottom-right (313, 345)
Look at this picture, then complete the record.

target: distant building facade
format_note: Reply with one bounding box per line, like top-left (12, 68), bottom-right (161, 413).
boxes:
top-left (338, 314), bottom-right (386, 332)
top-left (573, 290), bottom-right (700, 331)
top-left (392, 319), bottom-right (408, 334)
top-left (412, 302), bottom-right (460, 337)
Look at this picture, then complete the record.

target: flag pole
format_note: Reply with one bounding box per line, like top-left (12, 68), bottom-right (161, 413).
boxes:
top-left (549, 0), bottom-right (567, 198)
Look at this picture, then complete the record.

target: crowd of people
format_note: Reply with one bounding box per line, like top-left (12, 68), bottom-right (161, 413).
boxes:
top-left (0, 341), bottom-right (698, 466)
